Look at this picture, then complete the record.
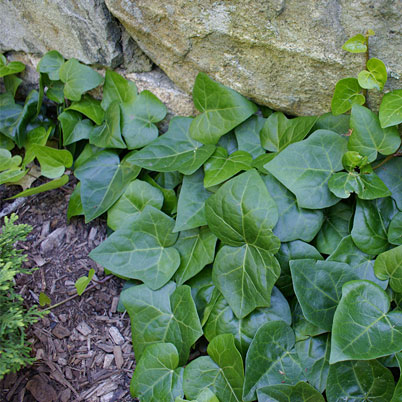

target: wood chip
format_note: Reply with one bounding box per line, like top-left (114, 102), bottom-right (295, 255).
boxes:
top-left (32, 255), bottom-right (47, 267)
top-left (26, 375), bottom-right (57, 402)
top-left (96, 380), bottom-right (118, 397)
top-left (110, 297), bottom-right (119, 313)
top-left (108, 326), bottom-right (124, 345)
top-left (60, 388), bottom-right (71, 402)
top-left (97, 343), bottom-right (114, 353)
top-left (52, 324), bottom-right (71, 339)
top-left (76, 321), bottom-right (92, 336)
top-left (103, 354), bottom-right (114, 369)
top-left (113, 346), bottom-right (124, 369)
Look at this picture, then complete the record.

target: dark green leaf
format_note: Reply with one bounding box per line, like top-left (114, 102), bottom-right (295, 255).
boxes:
top-left (376, 156), bottom-right (402, 210)
top-left (374, 245), bottom-right (402, 292)
top-left (67, 182), bottom-right (83, 221)
top-left (379, 89), bottom-right (402, 128)
top-left (234, 115), bottom-right (265, 158)
top-left (388, 212), bottom-right (402, 245)
top-left (155, 171), bottom-right (182, 189)
top-left (0, 133), bottom-right (14, 151)
top-left (331, 78), bottom-right (365, 115)
top-left (144, 174), bottom-right (178, 215)
top-left (190, 72), bottom-right (257, 144)
top-left (101, 70), bottom-right (137, 110)
top-left (46, 80), bottom-right (65, 103)
top-left (257, 381), bottom-right (325, 402)
top-left (67, 95), bottom-right (105, 125)
top-left (4, 74), bottom-right (22, 97)
top-left (37, 50), bottom-right (64, 80)
top-left (391, 353), bottom-right (402, 401)
top-left (313, 112), bottom-right (350, 134)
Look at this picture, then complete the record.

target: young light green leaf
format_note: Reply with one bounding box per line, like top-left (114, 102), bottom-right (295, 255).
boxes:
top-left (348, 104), bottom-right (401, 162)
top-left (174, 228), bottom-right (217, 285)
top-left (351, 197), bottom-right (397, 254)
top-left (8, 175), bottom-right (69, 199)
top-left (0, 149), bottom-right (22, 171)
top-left (213, 244), bottom-right (280, 319)
top-left (342, 34), bottom-right (367, 53)
top-left (243, 321), bottom-right (305, 402)
top-left (90, 206), bottom-right (179, 289)
top-left (374, 245), bottom-right (402, 292)
top-left (326, 360), bottom-right (395, 402)
top-left (379, 89), bottom-right (402, 128)
top-left (257, 381), bottom-right (325, 402)
top-left (204, 287), bottom-right (291, 357)
top-left (234, 115), bottom-right (265, 158)
top-left (205, 169), bottom-right (279, 249)
top-left (101, 70), bottom-right (137, 110)
top-left (190, 72), bottom-right (257, 145)
top-left (107, 179), bottom-right (164, 231)
top-left (89, 101), bottom-right (126, 149)
top-left (260, 112), bottom-right (317, 153)
top-left (0, 168), bottom-right (27, 186)
top-left (0, 61), bottom-right (25, 77)
top-left (75, 268), bottom-right (95, 296)
top-left (330, 280), bottom-right (402, 363)
top-left (121, 283), bottom-right (202, 364)
top-left (131, 343), bottom-right (184, 402)
top-left (263, 174), bottom-right (324, 243)
top-left (37, 50), bottom-right (64, 81)
top-left (174, 169), bottom-right (211, 232)
top-left (358, 57), bottom-right (387, 90)
top-left (39, 292), bottom-right (51, 307)
top-left (331, 78), bottom-right (365, 115)
top-left (67, 182), bottom-right (83, 221)
top-left (204, 147), bottom-right (252, 187)
top-left (264, 130), bottom-right (348, 209)
top-left (295, 334), bottom-right (330, 393)
top-left (74, 150), bottom-right (141, 222)
top-left (121, 90), bottom-right (167, 149)
top-left (126, 117), bottom-right (215, 175)
top-left (67, 95), bottom-right (105, 125)
top-left (59, 58), bottom-right (104, 101)
top-left (376, 157), bottom-right (402, 210)
top-left (388, 212), bottom-right (402, 245)
top-left (183, 334), bottom-right (244, 402)
top-left (315, 202), bottom-right (353, 255)
top-left (290, 259), bottom-right (358, 331)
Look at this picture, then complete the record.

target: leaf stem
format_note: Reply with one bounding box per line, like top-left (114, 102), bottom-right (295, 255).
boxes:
top-left (373, 152), bottom-right (402, 170)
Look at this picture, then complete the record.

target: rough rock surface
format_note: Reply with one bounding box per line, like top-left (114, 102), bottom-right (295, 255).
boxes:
top-left (0, 0), bottom-right (152, 70)
top-left (105, 0), bottom-right (402, 115)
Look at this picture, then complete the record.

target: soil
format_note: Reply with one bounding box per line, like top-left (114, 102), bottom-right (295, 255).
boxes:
top-left (0, 177), bottom-right (137, 402)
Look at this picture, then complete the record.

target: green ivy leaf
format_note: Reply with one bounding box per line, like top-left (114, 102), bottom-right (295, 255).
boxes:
top-left (260, 112), bottom-right (317, 153)
top-left (67, 182), bottom-right (83, 221)
top-left (67, 95), bottom-right (105, 125)
top-left (374, 245), bottom-right (402, 292)
top-left (74, 268), bottom-right (95, 296)
top-left (190, 72), bottom-right (257, 144)
top-left (183, 334), bottom-right (244, 402)
top-left (342, 34), bottom-right (367, 53)
top-left (101, 70), bottom-right (137, 110)
top-left (326, 360), bottom-right (395, 401)
top-left (257, 381), bottom-right (325, 402)
top-left (205, 169), bottom-right (279, 249)
top-left (376, 157), bottom-right (402, 210)
top-left (144, 174), bottom-right (178, 215)
top-left (107, 179), bottom-right (164, 231)
top-left (0, 61), bottom-right (25, 77)
top-left (131, 343), bottom-right (184, 402)
top-left (243, 321), bottom-right (305, 402)
top-left (121, 90), bottom-right (167, 149)
top-left (348, 104), bottom-right (401, 162)
top-left (331, 78), bottom-right (365, 115)
top-left (234, 115), bottom-right (265, 158)
top-left (388, 212), bottom-right (402, 245)
top-left (290, 259), bottom-right (358, 331)
top-left (358, 57), bottom-right (387, 91)
top-left (8, 175), bottom-right (69, 199)
top-left (0, 133), bottom-right (15, 151)
top-left (379, 89), bottom-right (402, 128)
top-left (60, 113), bottom-right (93, 146)
top-left (39, 292), bottom-right (51, 307)
top-left (90, 206), bottom-right (179, 288)
top-left (0, 169), bottom-right (26, 186)
top-left (121, 282), bottom-right (202, 364)
top-left (23, 126), bottom-right (51, 165)
top-left (37, 50), bottom-right (64, 81)
top-left (0, 149), bottom-right (22, 171)
top-left (313, 112), bottom-right (350, 134)
top-left (204, 147), bottom-right (252, 187)
top-left (264, 130), bottom-right (347, 209)
top-left (174, 228), bottom-right (217, 285)
top-left (204, 287), bottom-right (291, 357)
top-left (59, 58), bottom-right (104, 101)
top-left (46, 80), bottom-right (65, 103)
top-left (4, 74), bottom-right (22, 97)
top-left (330, 280), bottom-right (402, 363)
top-left (391, 353), bottom-right (402, 401)
top-left (263, 174), bottom-right (324, 243)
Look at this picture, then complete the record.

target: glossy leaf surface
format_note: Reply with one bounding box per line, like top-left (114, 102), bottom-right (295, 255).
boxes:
top-left (257, 381), bottom-right (325, 402)
top-left (374, 245), bottom-right (402, 292)
top-left (331, 78), bottom-right (365, 115)
top-left (379, 89), bottom-right (402, 128)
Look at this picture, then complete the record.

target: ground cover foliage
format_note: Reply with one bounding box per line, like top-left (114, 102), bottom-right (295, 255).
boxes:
top-left (1, 31), bottom-right (402, 400)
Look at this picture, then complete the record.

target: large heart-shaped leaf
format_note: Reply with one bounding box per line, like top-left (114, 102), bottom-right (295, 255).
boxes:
top-left (263, 174), bottom-right (324, 242)
top-left (74, 150), bottom-right (141, 222)
top-left (131, 343), bottom-right (184, 402)
top-left (183, 334), bottom-right (244, 402)
top-left (204, 287), bottom-right (291, 357)
top-left (264, 130), bottom-right (348, 209)
top-left (243, 321), bottom-right (305, 402)
top-left (234, 115), bottom-right (265, 158)
top-left (67, 95), bottom-right (105, 125)
top-left (37, 50), bottom-right (64, 81)
top-left (121, 90), bottom-right (167, 149)
top-left (331, 78), bottom-right (365, 115)
top-left (290, 259), bottom-right (358, 331)
top-left (174, 228), bottom-right (217, 285)
top-left (374, 245), bottom-right (402, 292)
top-left (330, 280), bottom-right (402, 363)
top-left (326, 360), bottom-right (395, 402)
top-left (257, 381), bottom-right (325, 402)
top-left (58, 110), bottom-right (93, 146)
top-left (388, 212), bottom-right (402, 245)
top-left (205, 169), bottom-right (279, 249)
top-left (260, 112), bottom-right (317, 153)
top-left (376, 157), bottom-right (402, 210)
top-left (358, 57), bottom-right (387, 90)
top-left (203, 147), bottom-right (252, 187)
top-left (189, 72), bottom-right (257, 144)
top-left (174, 169), bottom-right (211, 232)
top-left (59, 58), bottom-right (104, 101)
top-left (351, 197), bottom-right (397, 254)
top-left (121, 282), bottom-right (202, 364)
top-left (101, 70), bottom-right (137, 110)
top-left (379, 89), bottom-right (402, 128)
top-left (107, 179), bottom-right (164, 231)
top-left (90, 206), bottom-right (180, 289)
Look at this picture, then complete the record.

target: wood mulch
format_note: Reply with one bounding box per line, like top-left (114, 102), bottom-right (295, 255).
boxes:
top-left (0, 178), bottom-right (137, 402)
